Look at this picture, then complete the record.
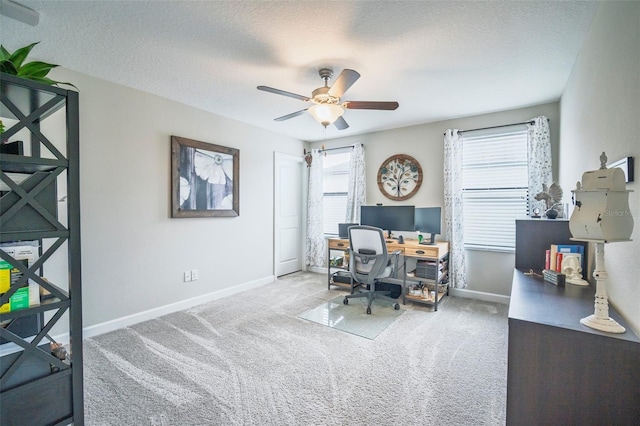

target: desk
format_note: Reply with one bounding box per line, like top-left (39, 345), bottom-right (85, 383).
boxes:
top-left (507, 270), bottom-right (640, 425)
top-left (327, 238), bottom-right (449, 310)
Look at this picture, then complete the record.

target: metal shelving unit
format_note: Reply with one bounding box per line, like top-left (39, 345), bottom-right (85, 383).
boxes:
top-left (0, 72), bottom-right (83, 425)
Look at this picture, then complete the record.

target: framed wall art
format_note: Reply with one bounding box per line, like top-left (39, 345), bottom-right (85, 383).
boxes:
top-left (377, 154), bottom-right (423, 201)
top-left (171, 136), bottom-right (239, 217)
top-left (607, 156), bottom-right (634, 183)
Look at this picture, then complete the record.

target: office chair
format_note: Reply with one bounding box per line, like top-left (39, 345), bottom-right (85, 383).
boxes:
top-left (343, 225), bottom-right (401, 314)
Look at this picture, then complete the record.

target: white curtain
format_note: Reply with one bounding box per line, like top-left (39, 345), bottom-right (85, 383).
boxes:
top-left (443, 129), bottom-right (467, 289)
top-left (306, 149), bottom-right (325, 268)
top-left (527, 116), bottom-right (553, 214)
top-left (345, 144), bottom-right (366, 223)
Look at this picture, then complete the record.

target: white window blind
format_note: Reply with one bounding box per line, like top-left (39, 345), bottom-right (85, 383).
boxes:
top-left (322, 150), bottom-right (351, 235)
top-left (461, 128), bottom-right (529, 252)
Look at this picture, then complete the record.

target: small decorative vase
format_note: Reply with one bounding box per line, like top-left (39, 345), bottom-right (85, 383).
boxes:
top-left (545, 208), bottom-right (558, 219)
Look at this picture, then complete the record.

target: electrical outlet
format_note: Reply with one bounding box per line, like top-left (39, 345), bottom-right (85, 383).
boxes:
top-left (191, 269), bottom-right (199, 281)
top-left (183, 270), bottom-right (192, 282)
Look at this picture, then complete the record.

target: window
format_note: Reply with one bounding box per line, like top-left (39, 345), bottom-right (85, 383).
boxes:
top-left (322, 150), bottom-right (351, 235)
top-left (461, 128), bottom-right (529, 252)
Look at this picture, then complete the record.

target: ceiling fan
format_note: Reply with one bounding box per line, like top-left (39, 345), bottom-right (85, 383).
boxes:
top-left (257, 68), bottom-right (399, 130)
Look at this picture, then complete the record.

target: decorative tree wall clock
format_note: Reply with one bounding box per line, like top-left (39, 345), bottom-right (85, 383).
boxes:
top-left (377, 154), bottom-right (423, 200)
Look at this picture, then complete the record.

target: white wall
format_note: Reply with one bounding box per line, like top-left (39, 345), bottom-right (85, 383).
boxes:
top-left (50, 69), bottom-right (304, 332)
top-left (559, 1), bottom-right (640, 333)
top-left (42, 1), bottom-right (639, 334)
top-left (311, 102), bottom-right (560, 298)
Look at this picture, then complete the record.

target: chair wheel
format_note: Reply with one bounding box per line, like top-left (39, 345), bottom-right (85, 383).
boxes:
top-left (366, 307), bottom-right (371, 315)
top-left (394, 303), bottom-right (400, 310)
top-left (343, 297), bottom-right (348, 305)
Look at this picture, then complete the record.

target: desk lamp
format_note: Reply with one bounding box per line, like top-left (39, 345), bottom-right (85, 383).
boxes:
top-left (569, 152), bottom-right (634, 333)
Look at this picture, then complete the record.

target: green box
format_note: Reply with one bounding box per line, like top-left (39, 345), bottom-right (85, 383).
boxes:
top-left (9, 287), bottom-right (30, 311)
top-left (0, 259), bottom-right (30, 312)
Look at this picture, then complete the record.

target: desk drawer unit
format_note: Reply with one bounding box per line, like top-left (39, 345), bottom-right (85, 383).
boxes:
top-left (328, 239), bottom-right (349, 250)
top-left (403, 246), bottom-right (440, 258)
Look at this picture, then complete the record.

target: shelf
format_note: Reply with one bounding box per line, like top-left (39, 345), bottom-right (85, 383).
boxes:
top-left (0, 298), bottom-right (70, 322)
top-left (0, 367), bottom-right (73, 425)
top-left (329, 265), bottom-right (348, 271)
top-left (0, 73), bottom-right (67, 121)
top-left (0, 155), bottom-right (66, 173)
top-left (0, 230), bottom-right (69, 243)
top-left (405, 291), bottom-right (446, 305)
top-left (1, 72), bottom-right (83, 425)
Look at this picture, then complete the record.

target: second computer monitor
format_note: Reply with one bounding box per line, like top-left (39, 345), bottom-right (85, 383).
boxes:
top-left (360, 205), bottom-right (415, 238)
top-left (414, 207), bottom-right (442, 244)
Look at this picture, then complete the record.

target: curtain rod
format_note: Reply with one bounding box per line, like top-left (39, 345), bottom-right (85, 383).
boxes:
top-left (443, 118), bottom-right (549, 136)
top-left (317, 143), bottom-right (362, 153)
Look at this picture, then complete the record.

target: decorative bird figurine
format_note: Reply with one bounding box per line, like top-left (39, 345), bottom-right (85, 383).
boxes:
top-left (534, 182), bottom-right (563, 218)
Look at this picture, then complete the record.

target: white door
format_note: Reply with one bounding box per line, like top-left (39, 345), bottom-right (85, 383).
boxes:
top-left (274, 153), bottom-right (304, 276)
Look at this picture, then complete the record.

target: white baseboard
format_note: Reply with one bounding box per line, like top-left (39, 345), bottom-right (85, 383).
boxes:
top-left (82, 275), bottom-right (275, 339)
top-left (309, 266), bottom-right (327, 274)
top-left (449, 287), bottom-right (510, 305)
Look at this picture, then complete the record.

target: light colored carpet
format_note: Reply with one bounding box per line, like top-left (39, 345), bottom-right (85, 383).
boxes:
top-left (298, 294), bottom-right (405, 339)
top-left (84, 272), bottom-right (508, 425)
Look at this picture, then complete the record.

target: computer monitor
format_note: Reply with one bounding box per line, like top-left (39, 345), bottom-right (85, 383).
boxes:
top-left (414, 207), bottom-right (442, 245)
top-left (338, 223), bottom-right (359, 238)
top-left (360, 205), bottom-right (415, 238)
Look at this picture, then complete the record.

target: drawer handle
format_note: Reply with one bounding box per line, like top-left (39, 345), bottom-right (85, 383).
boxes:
top-left (337, 243), bottom-right (345, 247)
top-left (416, 250), bottom-right (425, 254)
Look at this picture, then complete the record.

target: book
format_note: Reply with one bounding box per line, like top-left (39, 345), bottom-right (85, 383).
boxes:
top-left (545, 250), bottom-right (551, 270)
top-left (556, 244), bottom-right (585, 269)
top-left (556, 253), bottom-right (563, 272)
top-left (550, 244), bottom-right (558, 271)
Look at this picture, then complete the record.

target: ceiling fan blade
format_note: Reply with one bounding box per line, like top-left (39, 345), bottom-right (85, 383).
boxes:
top-left (334, 116), bottom-right (349, 130)
top-left (328, 69), bottom-right (360, 98)
top-left (274, 109), bottom-right (308, 121)
top-left (344, 101), bottom-right (399, 110)
top-left (257, 86), bottom-right (310, 102)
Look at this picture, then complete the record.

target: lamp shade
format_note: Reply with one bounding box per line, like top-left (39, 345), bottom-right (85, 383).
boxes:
top-left (569, 167), bottom-right (633, 242)
top-left (308, 104), bottom-right (344, 127)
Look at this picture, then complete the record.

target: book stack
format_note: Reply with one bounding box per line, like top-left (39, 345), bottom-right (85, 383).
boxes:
top-left (545, 244), bottom-right (585, 273)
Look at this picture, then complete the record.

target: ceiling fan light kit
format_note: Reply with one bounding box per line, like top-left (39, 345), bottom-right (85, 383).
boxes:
top-left (258, 67), bottom-right (399, 130)
top-left (308, 103), bottom-right (344, 127)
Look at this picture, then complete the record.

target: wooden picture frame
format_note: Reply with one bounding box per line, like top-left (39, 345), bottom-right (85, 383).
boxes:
top-left (171, 136), bottom-right (239, 217)
top-left (608, 156), bottom-right (634, 183)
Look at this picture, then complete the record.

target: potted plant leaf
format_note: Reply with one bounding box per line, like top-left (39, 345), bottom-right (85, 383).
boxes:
top-left (1, 42), bottom-right (77, 137)
top-left (0, 41), bottom-right (76, 88)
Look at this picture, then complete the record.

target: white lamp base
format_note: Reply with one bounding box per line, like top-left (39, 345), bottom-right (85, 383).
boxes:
top-left (580, 314), bottom-right (625, 333)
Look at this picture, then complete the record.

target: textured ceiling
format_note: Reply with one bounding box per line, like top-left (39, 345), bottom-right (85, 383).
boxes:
top-left (1, 1), bottom-right (599, 142)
